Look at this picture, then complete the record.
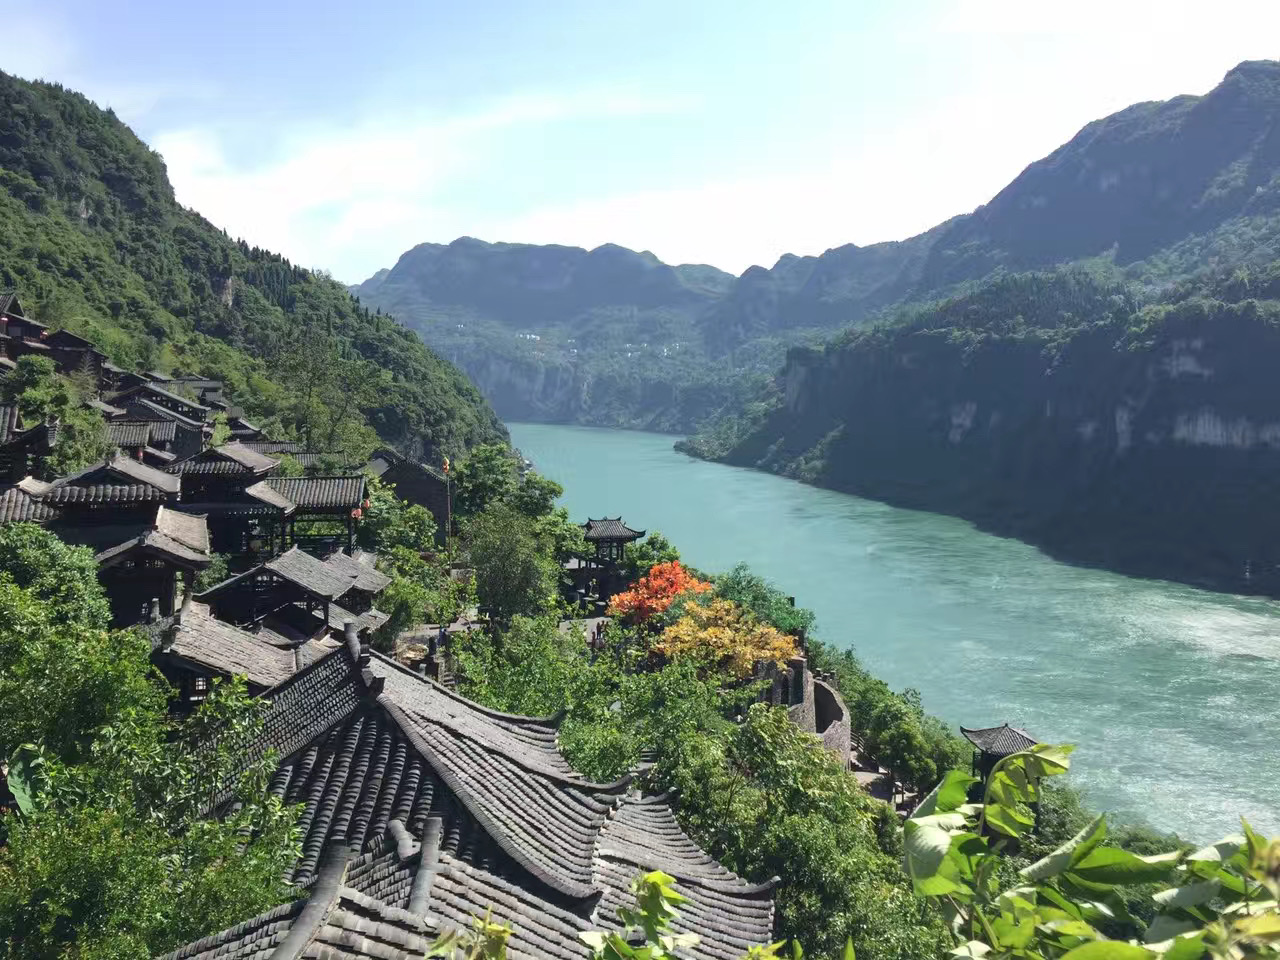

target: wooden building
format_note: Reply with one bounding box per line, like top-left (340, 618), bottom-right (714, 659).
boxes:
top-left (367, 448), bottom-right (450, 544)
top-left (263, 475), bottom-right (368, 555)
top-left (960, 724), bottom-right (1039, 780)
top-left (160, 635), bottom-right (777, 960)
top-left (94, 506), bottom-right (211, 627)
top-left (145, 594), bottom-right (340, 707)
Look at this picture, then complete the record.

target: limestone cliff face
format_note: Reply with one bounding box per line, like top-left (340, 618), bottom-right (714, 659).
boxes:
top-left (719, 296), bottom-right (1280, 591)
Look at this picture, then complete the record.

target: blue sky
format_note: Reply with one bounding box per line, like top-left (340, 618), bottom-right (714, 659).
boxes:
top-left (5, 0), bottom-right (1280, 282)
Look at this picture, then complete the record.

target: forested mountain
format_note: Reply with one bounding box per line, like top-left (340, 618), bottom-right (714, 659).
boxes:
top-left (356, 60), bottom-right (1280, 432)
top-left (681, 264), bottom-right (1280, 591)
top-left (0, 71), bottom-right (505, 461)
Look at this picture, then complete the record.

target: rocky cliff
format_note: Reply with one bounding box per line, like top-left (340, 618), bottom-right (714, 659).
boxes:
top-left (693, 269), bottom-right (1280, 591)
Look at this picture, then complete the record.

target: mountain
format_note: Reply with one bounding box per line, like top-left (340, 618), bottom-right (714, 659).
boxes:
top-left (352, 238), bottom-right (763, 431)
top-left (681, 264), bottom-right (1280, 591)
top-left (356, 61), bottom-right (1280, 434)
top-left (0, 71), bottom-right (505, 461)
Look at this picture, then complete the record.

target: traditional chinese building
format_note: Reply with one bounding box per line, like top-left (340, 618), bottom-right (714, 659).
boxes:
top-left (94, 505), bottom-right (211, 627)
top-left (960, 723), bottom-right (1039, 780)
top-left (160, 634), bottom-right (776, 960)
top-left (368, 448), bottom-right (451, 545)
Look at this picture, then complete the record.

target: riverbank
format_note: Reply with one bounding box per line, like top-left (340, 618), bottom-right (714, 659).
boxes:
top-left (511, 421), bottom-right (1280, 840)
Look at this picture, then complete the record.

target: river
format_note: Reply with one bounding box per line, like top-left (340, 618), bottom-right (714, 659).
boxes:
top-left (508, 421), bottom-right (1280, 840)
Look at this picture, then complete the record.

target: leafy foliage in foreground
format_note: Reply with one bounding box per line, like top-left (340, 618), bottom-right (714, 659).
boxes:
top-left (0, 524), bottom-right (300, 958)
top-left (904, 746), bottom-right (1280, 959)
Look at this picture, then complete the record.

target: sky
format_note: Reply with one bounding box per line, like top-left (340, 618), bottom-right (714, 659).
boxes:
top-left (4, 0), bottom-right (1280, 283)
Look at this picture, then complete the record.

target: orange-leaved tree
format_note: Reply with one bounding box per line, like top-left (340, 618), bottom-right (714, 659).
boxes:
top-left (607, 561), bottom-right (710, 624)
top-left (655, 596), bottom-right (798, 678)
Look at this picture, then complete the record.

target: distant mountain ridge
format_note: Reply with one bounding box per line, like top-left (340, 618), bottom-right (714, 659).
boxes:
top-left (355, 61), bottom-right (1280, 431)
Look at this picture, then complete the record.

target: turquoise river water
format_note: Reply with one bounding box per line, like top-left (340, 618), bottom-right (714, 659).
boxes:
top-left (508, 422), bottom-right (1280, 841)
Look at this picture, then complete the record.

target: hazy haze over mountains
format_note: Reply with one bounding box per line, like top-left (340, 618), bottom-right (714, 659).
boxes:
top-left (355, 61), bottom-right (1280, 431)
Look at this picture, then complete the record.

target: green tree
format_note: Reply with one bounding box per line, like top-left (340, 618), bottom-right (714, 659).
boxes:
top-left (623, 531), bottom-right (681, 580)
top-left (451, 443), bottom-right (519, 521)
top-left (0, 356), bottom-right (110, 474)
top-left (464, 503), bottom-right (558, 626)
top-left (0, 523), bottom-right (110, 629)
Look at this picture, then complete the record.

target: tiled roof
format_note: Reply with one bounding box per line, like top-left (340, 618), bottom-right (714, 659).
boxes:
top-left (168, 442), bottom-right (279, 477)
top-left (583, 517), bottom-right (645, 542)
top-left (43, 483), bottom-right (168, 506)
top-left (325, 550), bottom-right (391, 594)
top-left (243, 481), bottom-right (295, 513)
top-left (238, 441), bottom-right (305, 454)
top-left (960, 724), bottom-right (1038, 757)
top-left (145, 602), bottom-right (297, 688)
top-left (53, 454), bottom-right (181, 495)
top-left (87, 397), bottom-right (126, 417)
top-left (106, 420), bottom-right (156, 448)
top-left (156, 507), bottom-right (210, 554)
top-left (266, 547), bottom-right (360, 600)
top-left (115, 381), bottom-right (210, 414)
top-left (95, 529), bottom-right (209, 568)
top-left (0, 485), bottom-right (57, 523)
top-left (369, 448), bottom-right (448, 483)
top-left (315, 602), bottom-right (390, 635)
top-left (159, 848), bottom-right (433, 960)
top-left (593, 796), bottom-right (775, 960)
top-left (265, 476), bottom-right (365, 511)
top-left (189, 642), bottom-right (776, 959)
top-left (120, 397), bottom-right (206, 429)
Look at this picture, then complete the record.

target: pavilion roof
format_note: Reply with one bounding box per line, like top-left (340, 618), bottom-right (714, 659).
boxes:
top-left (266, 546), bottom-right (361, 601)
top-left (181, 641), bottom-right (775, 958)
top-left (105, 420), bottom-right (158, 448)
top-left (87, 397), bottom-right (127, 417)
top-left (237, 440), bottom-right (305, 455)
top-left (324, 549), bottom-right (391, 594)
top-left (145, 601), bottom-right (300, 689)
top-left (93, 506), bottom-right (211, 570)
top-left (960, 724), bottom-right (1039, 757)
top-left (582, 516), bottom-right (645, 542)
top-left (50, 454), bottom-right (181, 496)
top-left (243, 480), bottom-right (296, 513)
top-left (167, 441), bottom-right (279, 476)
top-left (157, 848), bottom-right (432, 960)
top-left (265, 475), bottom-right (365, 511)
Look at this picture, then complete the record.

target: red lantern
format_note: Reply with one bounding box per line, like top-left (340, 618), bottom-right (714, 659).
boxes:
top-left (351, 507), bottom-right (363, 519)
top-left (362, 498), bottom-right (371, 510)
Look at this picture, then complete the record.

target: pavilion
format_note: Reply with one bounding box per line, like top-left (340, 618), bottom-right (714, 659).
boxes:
top-left (960, 723), bottom-right (1039, 780)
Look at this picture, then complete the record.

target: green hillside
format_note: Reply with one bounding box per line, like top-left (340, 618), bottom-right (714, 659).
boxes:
top-left (0, 71), bottom-right (506, 461)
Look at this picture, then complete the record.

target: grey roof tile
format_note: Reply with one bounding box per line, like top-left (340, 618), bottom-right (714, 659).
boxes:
top-left (267, 547), bottom-right (360, 600)
top-left (582, 517), bottom-right (645, 542)
top-left (960, 724), bottom-right (1038, 756)
top-left (266, 476), bottom-right (366, 510)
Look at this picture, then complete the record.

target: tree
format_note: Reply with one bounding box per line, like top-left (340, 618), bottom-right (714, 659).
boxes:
top-left (0, 523), bottom-right (109, 629)
top-left (712, 563), bottom-right (815, 638)
top-left (0, 356), bottom-right (110, 475)
top-left (358, 475), bottom-right (437, 554)
top-left (464, 503), bottom-right (557, 625)
top-left (623, 531), bottom-right (681, 580)
top-left (607, 561), bottom-right (711, 624)
top-left (656, 596), bottom-right (798, 678)
top-left (451, 444), bottom-right (519, 521)
top-left (901, 746), bottom-right (1277, 960)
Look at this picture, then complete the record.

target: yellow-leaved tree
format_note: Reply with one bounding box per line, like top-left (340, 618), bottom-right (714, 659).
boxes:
top-left (656, 597), bottom-right (798, 678)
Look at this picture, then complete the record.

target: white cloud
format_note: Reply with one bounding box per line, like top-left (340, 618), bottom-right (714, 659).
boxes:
top-left (154, 89), bottom-right (697, 282)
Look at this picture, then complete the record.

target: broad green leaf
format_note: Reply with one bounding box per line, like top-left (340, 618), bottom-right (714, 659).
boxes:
top-left (1159, 933), bottom-right (1207, 960)
top-left (948, 942), bottom-right (990, 959)
top-left (933, 770), bottom-right (979, 814)
top-left (1021, 814), bottom-right (1108, 882)
top-left (903, 821), bottom-right (966, 894)
top-left (842, 937), bottom-right (856, 960)
top-left (1235, 912), bottom-right (1280, 937)
top-left (6, 746), bottom-right (43, 815)
top-left (1151, 880), bottom-right (1219, 909)
top-left (1144, 916), bottom-right (1200, 944)
top-left (1070, 847), bottom-right (1180, 886)
top-left (1058, 940), bottom-right (1154, 960)
top-left (1187, 836), bottom-right (1243, 863)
